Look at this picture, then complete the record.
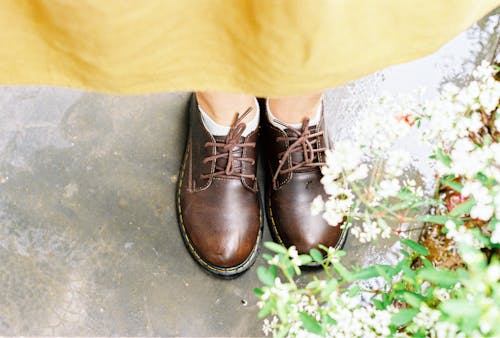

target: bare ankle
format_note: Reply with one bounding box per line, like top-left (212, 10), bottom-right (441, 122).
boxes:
top-left (268, 93), bottom-right (323, 124)
top-left (196, 92), bottom-right (257, 126)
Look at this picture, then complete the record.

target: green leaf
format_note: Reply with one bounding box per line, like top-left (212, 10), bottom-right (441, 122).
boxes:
top-left (257, 299), bottom-right (274, 318)
top-left (418, 268), bottom-right (458, 288)
top-left (382, 293), bottom-right (391, 306)
top-left (299, 312), bottom-right (323, 335)
top-left (476, 172), bottom-right (489, 185)
top-left (400, 249), bottom-right (410, 257)
top-left (420, 257), bottom-right (434, 269)
top-left (257, 266), bottom-right (277, 286)
top-left (262, 253), bottom-right (274, 262)
top-left (372, 298), bottom-right (385, 310)
top-left (323, 313), bottom-right (337, 326)
top-left (253, 287), bottom-right (264, 297)
top-left (397, 190), bottom-right (418, 201)
top-left (400, 239), bottom-right (430, 256)
top-left (394, 290), bottom-right (425, 308)
top-left (389, 200), bottom-right (414, 211)
top-left (440, 299), bottom-right (481, 319)
top-left (348, 284), bottom-right (361, 297)
top-left (391, 308), bottom-right (419, 326)
top-left (449, 198), bottom-right (475, 217)
top-left (264, 242), bottom-right (288, 254)
top-left (275, 326), bottom-right (289, 338)
top-left (276, 300), bottom-right (287, 324)
top-left (299, 254), bottom-right (313, 265)
top-left (441, 176), bottom-right (463, 192)
top-left (435, 148), bottom-right (451, 168)
top-left (333, 262), bottom-right (352, 281)
top-left (375, 264), bottom-right (396, 283)
top-left (418, 215), bottom-right (463, 226)
top-left (310, 248), bottom-right (324, 263)
top-left (409, 199), bottom-right (441, 209)
top-left (306, 279), bottom-right (321, 290)
top-left (320, 279), bottom-right (338, 299)
top-left (487, 217), bottom-right (498, 231)
top-left (351, 266), bottom-right (381, 280)
top-left (400, 263), bottom-right (417, 280)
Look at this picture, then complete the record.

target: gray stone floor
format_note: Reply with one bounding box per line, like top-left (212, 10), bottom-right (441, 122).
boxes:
top-left (0, 9), bottom-right (498, 337)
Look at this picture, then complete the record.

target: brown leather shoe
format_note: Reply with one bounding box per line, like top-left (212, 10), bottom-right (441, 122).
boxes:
top-left (262, 105), bottom-right (348, 258)
top-left (176, 95), bottom-right (262, 277)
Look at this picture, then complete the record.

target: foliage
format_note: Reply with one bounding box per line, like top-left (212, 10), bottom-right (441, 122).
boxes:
top-left (256, 62), bottom-right (500, 337)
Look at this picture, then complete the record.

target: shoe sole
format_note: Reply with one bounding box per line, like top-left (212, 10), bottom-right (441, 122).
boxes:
top-left (265, 189), bottom-right (349, 268)
top-left (175, 132), bottom-right (263, 279)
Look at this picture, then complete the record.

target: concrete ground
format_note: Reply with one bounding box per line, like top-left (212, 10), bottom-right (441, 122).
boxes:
top-left (0, 9), bottom-right (498, 337)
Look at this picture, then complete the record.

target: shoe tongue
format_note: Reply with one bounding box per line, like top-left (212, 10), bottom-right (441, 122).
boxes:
top-left (212, 135), bottom-right (244, 174)
top-left (213, 135), bottom-right (226, 143)
top-left (284, 125), bottom-right (319, 169)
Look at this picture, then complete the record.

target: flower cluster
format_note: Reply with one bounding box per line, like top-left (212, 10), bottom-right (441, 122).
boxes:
top-left (422, 62), bottom-right (500, 248)
top-left (311, 92), bottom-right (423, 242)
top-left (256, 241), bottom-right (500, 338)
top-left (257, 62), bottom-right (500, 338)
top-left (314, 61), bottom-right (500, 246)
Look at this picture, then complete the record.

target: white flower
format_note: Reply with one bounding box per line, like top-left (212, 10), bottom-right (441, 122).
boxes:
top-left (310, 195), bottom-right (324, 216)
top-left (413, 304), bottom-right (441, 330)
top-left (442, 82), bottom-right (460, 97)
top-left (320, 174), bottom-right (340, 195)
top-left (321, 188), bottom-right (354, 227)
top-left (490, 223), bottom-right (500, 244)
top-left (378, 179), bottom-right (401, 198)
top-left (462, 181), bottom-right (494, 221)
top-left (353, 92), bottom-right (416, 153)
top-left (346, 163), bottom-right (369, 182)
top-left (445, 220), bottom-right (483, 248)
top-left (288, 246), bottom-right (298, 259)
top-left (351, 221), bottom-right (381, 243)
top-left (445, 220), bottom-right (457, 232)
top-left (323, 208), bottom-right (345, 227)
top-left (431, 321), bottom-right (465, 338)
top-left (462, 181), bottom-right (492, 204)
top-left (486, 263), bottom-right (500, 282)
top-left (479, 90), bottom-right (498, 113)
top-left (470, 204), bottom-right (494, 221)
top-left (262, 316), bottom-right (278, 336)
top-left (385, 150), bottom-right (411, 177)
top-left (327, 141), bottom-right (363, 173)
top-left (433, 288), bottom-right (450, 302)
top-left (325, 293), bottom-right (392, 337)
top-left (267, 255), bottom-right (279, 265)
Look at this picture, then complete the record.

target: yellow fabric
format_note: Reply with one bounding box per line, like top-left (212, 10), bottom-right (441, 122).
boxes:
top-left (0, 0), bottom-right (498, 96)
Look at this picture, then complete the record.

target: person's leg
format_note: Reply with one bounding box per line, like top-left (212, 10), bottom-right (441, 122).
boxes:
top-left (267, 93), bottom-right (322, 124)
top-left (262, 93), bottom-right (347, 261)
top-left (196, 92), bottom-right (258, 125)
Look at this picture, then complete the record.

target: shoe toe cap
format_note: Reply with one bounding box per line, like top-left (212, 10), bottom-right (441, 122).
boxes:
top-left (269, 196), bottom-right (345, 254)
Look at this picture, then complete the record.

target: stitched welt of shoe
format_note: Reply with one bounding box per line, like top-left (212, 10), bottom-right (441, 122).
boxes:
top-left (263, 108), bottom-right (346, 254)
top-left (177, 95), bottom-right (261, 275)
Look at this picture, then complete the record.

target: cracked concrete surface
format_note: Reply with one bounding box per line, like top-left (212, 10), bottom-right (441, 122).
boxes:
top-left (0, 9), bottom-right (499, 337)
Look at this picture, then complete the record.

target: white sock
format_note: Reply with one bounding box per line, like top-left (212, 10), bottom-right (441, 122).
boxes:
top-left (266, 97), bottom-right (322, 131)
top-left (199, 98), bottom-right (259, 137)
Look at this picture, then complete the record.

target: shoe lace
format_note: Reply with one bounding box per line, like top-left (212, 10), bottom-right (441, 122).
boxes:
top-left (201, 107), bottom-right (256, 180)
top-left (273, 118), bottom-right (326, 187)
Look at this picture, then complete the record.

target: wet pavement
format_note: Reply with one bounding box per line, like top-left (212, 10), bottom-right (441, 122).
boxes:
top-left (0, 9), bottom-right (499, 337)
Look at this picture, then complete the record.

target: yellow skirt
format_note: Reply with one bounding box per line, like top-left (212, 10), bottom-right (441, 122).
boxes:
top-left (0, 0), bottom-right (498, 97)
